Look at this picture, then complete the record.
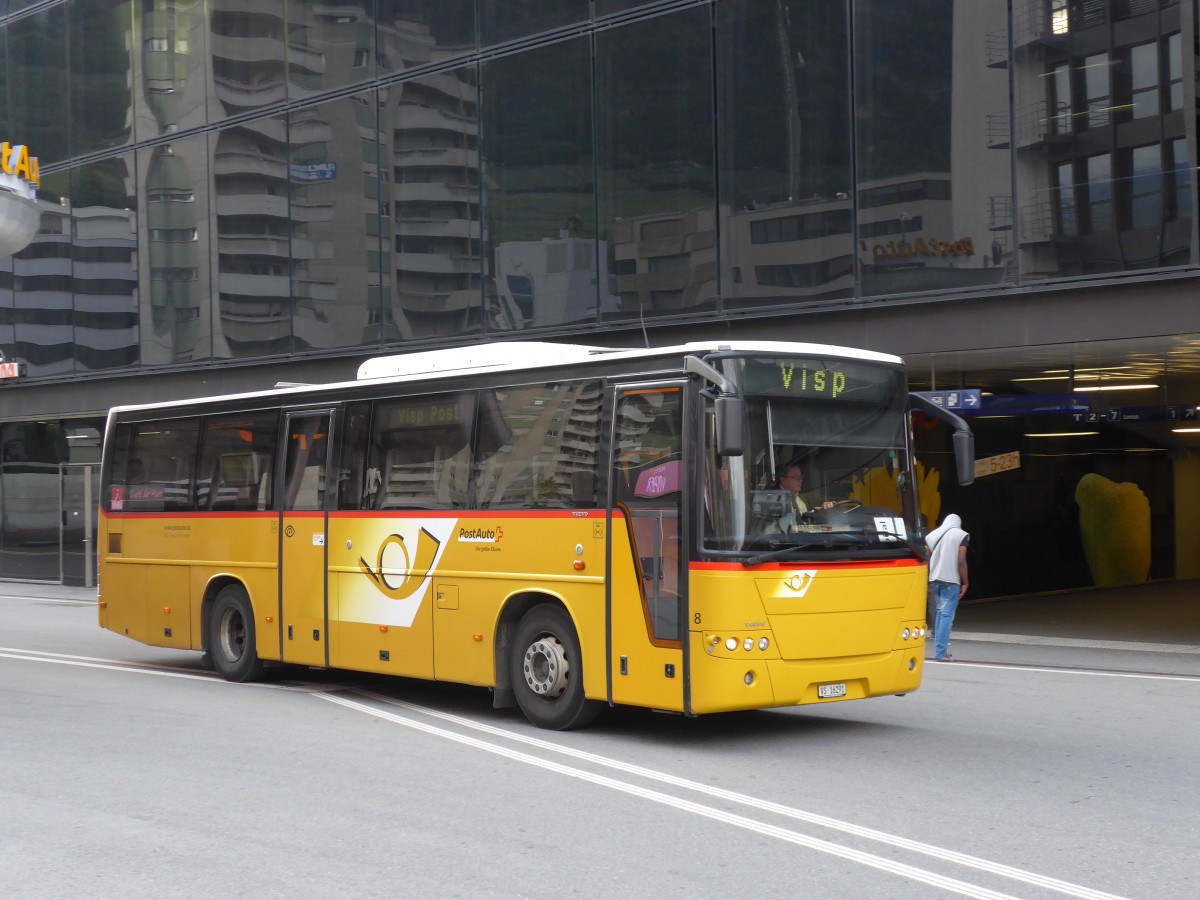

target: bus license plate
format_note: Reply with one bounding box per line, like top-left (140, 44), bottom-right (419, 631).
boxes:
top-left (818, 683), bottom-right (846, 699)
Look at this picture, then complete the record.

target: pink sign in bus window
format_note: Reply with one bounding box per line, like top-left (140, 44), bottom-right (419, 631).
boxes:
top-left (634, 460), bottom-right (681, 498)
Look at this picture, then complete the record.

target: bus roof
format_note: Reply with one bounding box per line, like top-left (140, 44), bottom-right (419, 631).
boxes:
top-left (355, 340), bottom-right (903, 381)
top-left (108, 340), bottom-right (905, 417)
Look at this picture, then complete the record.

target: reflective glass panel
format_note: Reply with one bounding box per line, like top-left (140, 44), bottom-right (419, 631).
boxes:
top-left (1050, 65), bottom-right (1072, 134)
top-left (288, 92), bottom-right (383, 353)
top-left (380, 65), bottom-right (482, 340)
top-left (211, 113), bottom-right (291, 358)
top-left (596, 7), bottom-right (716, 322)
top-left (0, 28), bottom-right (7, 132)
top-left (482, 37), bottom-right (600, 333)
top-left (70, 155), bottom-right (140, 372)
top-left (7, 3), bottom-right (69, 165)
top-left (1163, 137), bottom-right (1191, 266)
top-left (134, 0), bottom-right (211, 140)
top-left (70, 0), bottom-right (134, 155)
top-left (377, 1), bottom-right (476, 73)
top-left (287, 0), bottom-right (375, 100)
top-left (1128, 145), bottom-right (1162, 230)
top-left (479, 0), bottom-right (588, 47)
top-left (1168, 138), bottom-right (1191, 224)
top-left (1129, 43), bottom-right (1158, 119)
top-left (596, 1), bottom-right (655, 16)
top-left (137, 133), bottom-right (214, 364)
top-left (1167, 32), bottom-right (1182, 112)
top-left (1084, 53), bottom-right (1110, 129)
top-left (1015, 10), bottom-right (1191, 276)
top-left (0, 422), bottom-right (72, 581)
top-left (1086, 153), bottom-right (1112, 234)
top-left (10, 187), bottom-right (75, 377)
top-left (855, 0), bottom-right (1010, 296)
top-left (716, 0), bottom-right (853, 310)
top-left (208, 1), bottom-right (287, 121)
top-left (1055, 161), bottom-right (1077, 237)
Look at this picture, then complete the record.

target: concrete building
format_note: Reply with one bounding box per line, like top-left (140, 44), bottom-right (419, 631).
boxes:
top-left (1, 0), bottom-right (1199, 613)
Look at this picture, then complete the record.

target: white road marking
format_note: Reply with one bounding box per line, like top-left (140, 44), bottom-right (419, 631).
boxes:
top-left (345, 690), bottom-right (1126, 900)
top-left (0, 647), bottom-right (1148, 899)
top-left (320, 692), bottom-right (1033, 900)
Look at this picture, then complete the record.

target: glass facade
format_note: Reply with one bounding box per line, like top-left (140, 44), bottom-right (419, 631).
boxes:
top-left (1, 1), bottom-right (1199, 590)
top-left (0, 0), bottom-right (1196, 379)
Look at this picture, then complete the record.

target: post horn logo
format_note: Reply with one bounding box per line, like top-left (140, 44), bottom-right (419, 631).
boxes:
top-left (359, 528), bottom-right (442, 601)
top-left (784, 570), bottom-right (818, 597)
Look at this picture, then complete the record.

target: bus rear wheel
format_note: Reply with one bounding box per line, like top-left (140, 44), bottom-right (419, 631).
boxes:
top-left (209, 584), bottom-right (265, 683)
top-left (510, 604), bottom-right (600, 730)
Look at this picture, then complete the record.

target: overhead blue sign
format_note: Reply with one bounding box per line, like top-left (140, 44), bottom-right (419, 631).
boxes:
top-left (913, 389), bottom-right (982, 412)
top-left (978, 394), bottom-right (1089, 416)
top-left (1074, 405), bottom-right (1198, 423)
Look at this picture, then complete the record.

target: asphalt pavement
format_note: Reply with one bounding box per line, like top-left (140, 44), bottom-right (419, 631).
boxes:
top-left (5, 577), bottom-right (1199, 677)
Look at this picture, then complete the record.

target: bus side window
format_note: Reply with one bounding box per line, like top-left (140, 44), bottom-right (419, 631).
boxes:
top-left (366, 393), bottom-right (474, 510)
top-left (473, 380), bottom-right (601, 509)
top-left (110, 419), bottom-right (201, 513)
top-left (197, 411), bottom-right (279, 512)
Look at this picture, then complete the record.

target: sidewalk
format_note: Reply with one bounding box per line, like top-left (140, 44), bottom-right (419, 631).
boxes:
top-left (948, 580), bottom-right (1200, 677)
top-left (0, 581), bottom-right (97, 602)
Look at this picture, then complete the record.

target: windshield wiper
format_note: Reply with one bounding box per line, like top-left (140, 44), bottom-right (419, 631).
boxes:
top-left (741, 532), bottom-right (871, 567)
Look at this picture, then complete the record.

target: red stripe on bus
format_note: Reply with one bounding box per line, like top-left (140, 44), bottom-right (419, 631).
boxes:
top-left (690, 558), bottom-right (921, 572)
top-left (103, 510), bottom-right (277, 520)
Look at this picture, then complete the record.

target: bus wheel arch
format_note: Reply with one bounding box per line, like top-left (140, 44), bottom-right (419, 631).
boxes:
top-left (493, 591), bottom-right (560, 709)
top-left (504, 597), bottom-right (601, 730)
top-left (205, 580), bottom-right (265, 683)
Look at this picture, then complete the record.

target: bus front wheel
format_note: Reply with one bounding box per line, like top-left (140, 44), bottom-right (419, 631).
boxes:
top-left (510, 604), bottom-right (600, 730)
top-left (209, 584), bottom-right (265, 683)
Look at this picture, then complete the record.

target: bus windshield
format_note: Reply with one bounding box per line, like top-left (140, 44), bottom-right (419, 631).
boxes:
top-left (703, 355), bottom-right (919, 559)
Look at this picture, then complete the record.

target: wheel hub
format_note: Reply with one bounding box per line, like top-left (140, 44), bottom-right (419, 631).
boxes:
top-left (219, 608), bottom-right (246, 661)
top-left (522, 636), bottom-right (569, 698)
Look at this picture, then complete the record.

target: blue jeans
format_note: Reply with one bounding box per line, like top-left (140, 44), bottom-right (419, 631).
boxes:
top-left (929, 580), bottom-right (961, 659)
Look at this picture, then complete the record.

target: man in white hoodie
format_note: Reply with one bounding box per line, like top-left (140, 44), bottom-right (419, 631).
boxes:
top-left (925, 513), bottom-right (970, 661)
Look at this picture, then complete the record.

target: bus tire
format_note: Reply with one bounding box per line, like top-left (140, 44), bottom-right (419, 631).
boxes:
top-left (209, 584), bottom-right (265, 683)
top-left (510, 604), bottom-right (600, 730)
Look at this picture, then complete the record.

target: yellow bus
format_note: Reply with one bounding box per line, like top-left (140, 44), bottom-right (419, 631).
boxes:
top-left (98, 341), bottom-right (973, 729)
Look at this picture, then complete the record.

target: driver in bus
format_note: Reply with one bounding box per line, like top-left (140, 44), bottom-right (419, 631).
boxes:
top-left (776, 463), bottom-right (836, 532)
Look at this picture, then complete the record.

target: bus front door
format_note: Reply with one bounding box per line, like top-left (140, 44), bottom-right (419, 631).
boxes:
top-left (279, 410), bottom-right (334, 668)
top-left (609, 384), bottom-right (686, 714)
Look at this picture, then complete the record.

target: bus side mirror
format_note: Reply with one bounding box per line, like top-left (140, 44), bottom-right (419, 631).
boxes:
top-left (716, 395), bottom-right (743, 457)
top-left (953, 429), bottom-right (975, 486)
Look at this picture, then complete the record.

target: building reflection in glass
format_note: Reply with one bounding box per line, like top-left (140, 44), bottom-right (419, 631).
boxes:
top-left (597, 7), bottom-right (717, 321)
top-left (1009, 0), bottom-right (1193, 277)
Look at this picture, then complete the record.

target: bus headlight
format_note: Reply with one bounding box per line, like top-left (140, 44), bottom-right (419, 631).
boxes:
top-left (743, 638), bottom-right (754, 652)
top-left (726, 637), bottom-right (738, 651)
top-left (901, 627), bottom-right (911, 641)
top-left (758, 637), bottom-right (769, 651)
